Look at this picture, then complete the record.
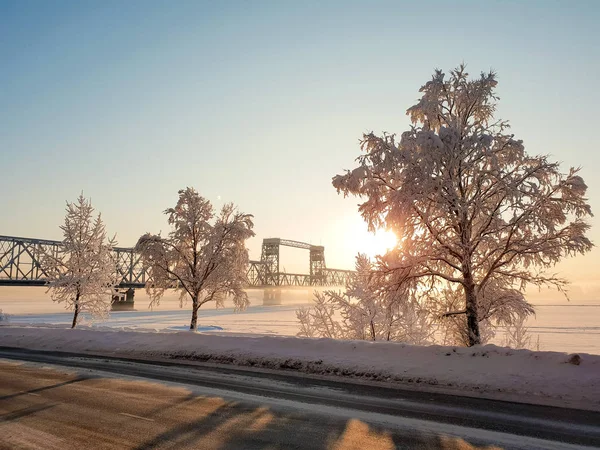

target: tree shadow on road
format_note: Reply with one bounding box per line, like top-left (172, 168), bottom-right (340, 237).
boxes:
top-left (134, 396), bottom-right (501, 450)
top-left (0, 375), bottom-right (90, 401)
top-left (0, 403), bottom-right (58, 423)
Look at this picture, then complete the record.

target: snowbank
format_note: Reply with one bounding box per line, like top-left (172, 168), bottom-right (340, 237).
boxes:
top-left (1, 324), bottom-right (598, 411)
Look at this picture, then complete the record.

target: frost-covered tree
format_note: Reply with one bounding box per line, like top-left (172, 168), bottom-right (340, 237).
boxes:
top-left (431, 282), bottom-right (533, 346)
top-left (44, 194), bottom-right (117, 328)
top-left (136, 188), bottom-right (254, 330)
top-left (333, 65), bottom-right (593, 346)
top-left (502, 316), bottom-right (533, 350)
top-left (297, 254), bottom-right (433, 344)
top-left (0, 309), bottom-right (10, 323)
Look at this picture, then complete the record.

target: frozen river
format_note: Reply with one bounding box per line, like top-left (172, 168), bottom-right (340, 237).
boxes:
top-left (1, 287), bottom-right (599, 355)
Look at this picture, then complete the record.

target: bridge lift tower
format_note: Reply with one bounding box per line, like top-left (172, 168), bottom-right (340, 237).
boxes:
top-left (260, 238), bottom-right (326, 286)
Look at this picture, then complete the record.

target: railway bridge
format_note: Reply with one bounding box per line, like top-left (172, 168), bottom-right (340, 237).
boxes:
top-left (0, 235), bottom-right (353, 310)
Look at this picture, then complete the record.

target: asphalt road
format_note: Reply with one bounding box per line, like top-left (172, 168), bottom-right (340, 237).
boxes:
top-left (1, 348), bottom-right (599, 449)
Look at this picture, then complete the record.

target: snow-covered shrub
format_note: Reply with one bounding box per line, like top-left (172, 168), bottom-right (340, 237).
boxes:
top-left (297, 254), bottom-right (434, 344)
top-left (432, 283), bottom-right (534, 346)
top-left (0, 309), bottom-right (10, 323)
top-left (502, 316), bottom-right (534, 350)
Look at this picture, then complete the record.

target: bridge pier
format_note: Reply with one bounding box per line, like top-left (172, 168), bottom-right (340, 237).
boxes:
top-left (263, 288), bottom-right (282, 306)
top-left (111, 288), bottom-right (135, 311)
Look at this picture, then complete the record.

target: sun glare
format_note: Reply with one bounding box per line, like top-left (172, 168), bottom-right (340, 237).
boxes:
top-left (357, 229), bottom-right (397, 258)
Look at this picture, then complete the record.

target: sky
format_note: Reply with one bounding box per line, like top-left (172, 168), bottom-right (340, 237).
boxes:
top-left (1, 0), bottom-right (599, 301)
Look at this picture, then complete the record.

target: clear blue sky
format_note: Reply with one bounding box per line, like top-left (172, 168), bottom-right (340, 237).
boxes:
top-left (1, 1), bottom-right (599, 296)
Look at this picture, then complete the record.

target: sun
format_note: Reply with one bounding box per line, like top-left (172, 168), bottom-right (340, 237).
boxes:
top-left (356, 228), bottom-right (397, 258)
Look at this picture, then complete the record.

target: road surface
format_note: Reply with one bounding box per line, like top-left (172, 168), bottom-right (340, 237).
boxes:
top-left (1, 348), bottom-right (599, 449)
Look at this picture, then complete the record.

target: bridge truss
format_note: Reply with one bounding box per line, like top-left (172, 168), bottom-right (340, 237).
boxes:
top-left (0, 235), bottom-right (353, 289)
top-left (0, 235), bottom-right (148, 288)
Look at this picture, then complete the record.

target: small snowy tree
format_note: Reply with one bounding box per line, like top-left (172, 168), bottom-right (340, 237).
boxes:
top-left (297, 254), bottom-right (433, 344)
top-left (0, 309), bottom-right (10, 323)
top-left (44, 194), bottom-right (117, 328)
top-left (333, 65), bottom-right (593, 346)
top-left (502, 316), bottom-right (533, 350)
top-left (136, 188), bottom-right (254, 330)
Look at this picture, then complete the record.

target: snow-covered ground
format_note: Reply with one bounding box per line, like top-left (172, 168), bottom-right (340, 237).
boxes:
top-left (1, 324), bottom-right (598, 413)
top-left (2, 299), bottom-right (600, 354)
top-left (4, 305), bottom-right (302, 335)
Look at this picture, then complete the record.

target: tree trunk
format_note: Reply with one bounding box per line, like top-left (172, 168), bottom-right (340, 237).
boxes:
top-left (464, 281), bottom-right (480, 346)
top-left (71, 292), bottom-right (80, 329)
top-left (190, 294), bottom-right (199, 331)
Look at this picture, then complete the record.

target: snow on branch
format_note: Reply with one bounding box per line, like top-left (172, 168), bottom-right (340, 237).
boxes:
top-left (136, 188), bottom-right (254, 330)
top-left (297, 254), bottom-right (434, 344)
top-left (44, 194), bottom-right (118, 328)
